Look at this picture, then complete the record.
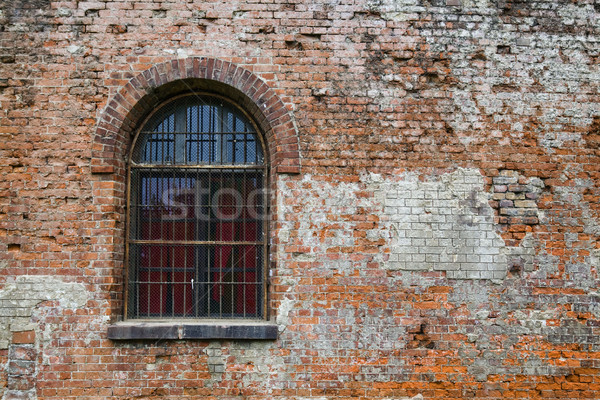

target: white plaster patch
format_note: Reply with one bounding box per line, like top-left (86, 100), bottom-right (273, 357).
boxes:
top-left (0, 276), bottom-right (89, 349)
top-left (203, 340), bottom-right (287, 394)
top-left (276, 297), bottom-right (297, 332)
top-left (382, 168), bottom-right (508, 279)
top-left (176, 48), bottom-right (189, 58)
top-left (67, 45), bottom-right (84, 55)
top-left (419, 5), bottom-right (600, 151)
top-left (367, 0), bottom-right (426, 20)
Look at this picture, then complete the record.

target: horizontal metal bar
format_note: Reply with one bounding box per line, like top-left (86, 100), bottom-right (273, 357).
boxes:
top-left (132, 280), bottom-right (261, 283)
top-left (130, 239), bottom-right (265, 246)
top-left (130, 164), bottom-right (266, 169)
top-left (133, 216), bottom-right (262, 220)
top-left (141, 131), bottom-right (256, 135)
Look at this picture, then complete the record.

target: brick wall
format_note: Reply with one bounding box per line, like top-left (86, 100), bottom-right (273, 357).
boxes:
top-left (0, 0), bottom-right (599, 398)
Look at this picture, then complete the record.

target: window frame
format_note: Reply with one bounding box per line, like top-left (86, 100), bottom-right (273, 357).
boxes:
top-left (123, 92), bottom-right (270, 323)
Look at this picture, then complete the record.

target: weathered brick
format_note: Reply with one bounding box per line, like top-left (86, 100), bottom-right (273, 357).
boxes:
top-left (11, 331), bottom-right (34, 345)
top-left (1, 0), bottom-right (599, 398)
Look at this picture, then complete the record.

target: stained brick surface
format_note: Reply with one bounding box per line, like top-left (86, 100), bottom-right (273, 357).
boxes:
top-left (1, 0), bottom-right (600, 399)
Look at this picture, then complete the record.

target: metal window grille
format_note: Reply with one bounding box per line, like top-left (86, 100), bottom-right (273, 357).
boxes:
top-left (126, 94), bottom-right (268, 320)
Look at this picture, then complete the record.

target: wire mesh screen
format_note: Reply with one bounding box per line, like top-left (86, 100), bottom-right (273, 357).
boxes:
top-left (127, 95), bottom-right (267, 320)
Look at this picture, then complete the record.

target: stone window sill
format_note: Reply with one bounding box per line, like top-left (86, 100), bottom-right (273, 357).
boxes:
top-left (107, 320), bottom-right (278, 340)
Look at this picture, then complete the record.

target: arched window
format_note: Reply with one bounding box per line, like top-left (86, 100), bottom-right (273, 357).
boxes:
top-left (126, 94), bottom-right (267, 320)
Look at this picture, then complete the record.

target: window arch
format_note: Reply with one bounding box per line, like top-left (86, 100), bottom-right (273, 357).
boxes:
top-left (126, 93), bottom-right (268, 320)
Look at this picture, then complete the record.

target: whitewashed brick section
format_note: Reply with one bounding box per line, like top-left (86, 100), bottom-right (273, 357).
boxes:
top-left (279, 169), bottom-right (521, 281)
top-left (381, 168), bottom-right (508, 279)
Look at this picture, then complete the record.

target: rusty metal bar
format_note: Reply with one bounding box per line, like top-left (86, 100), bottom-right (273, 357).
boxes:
top-left (130, 240), bottom-right (263, 246)
top-left (130, 164), bottom-right (266, 170)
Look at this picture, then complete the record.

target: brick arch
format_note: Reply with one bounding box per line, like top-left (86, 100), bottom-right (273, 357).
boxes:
top-left (90, 58), bottom-right (300, 175)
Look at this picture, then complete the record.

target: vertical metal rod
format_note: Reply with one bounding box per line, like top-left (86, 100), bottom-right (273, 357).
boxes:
top-left (244, 133), bottom-right (248, 164)
top-left (196, 105), bottom-right (200, 164)
top-left (146, 246), bottom-right (151, 317)
top-left (146, 176), bottom-right (151, 318)
top-left (170, 246), bottom-right (174, 318)
top-left (262, 168), bottom-right (267, 319)
top-left (243, 169), bottom-right (247, 318)
top-left (194, 170), bottom-right (199, 318)
top-left (220, 106), bottom-right (225, 164)
top-left (207, 168), bottom-right (212, 317)
top-left (218, 169), bottom-right (222, 318)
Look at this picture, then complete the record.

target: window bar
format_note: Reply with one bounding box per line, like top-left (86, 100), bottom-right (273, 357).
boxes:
top-left (171, 175), bottom-right (175, 318)
top-left (149, 134), bottom-right (153, 163)
top-left (207, 167), bottom-right (212, 318)
top-left (183, 246), bottom-right (187, 317)
top-left (225, 107), bottom-right (230, 133)
top-left (159, 173), bottom-right (165, 314)
top-left (169, 245), bottom-right (173, 318)
top-left (202, 105), bottom-right (206, 162)
top-left (209, 105), bottom-right (214, 163)
top-left (152, 133), bottom-right (156, 163)
top-left (146, 245), bottom-right (150, 317)
top-left (243, 168), bottom-right (247, 318)
top-left (192, 170), bottom-right (197, 318)
top-left (160, 122), bottom-right (164, 163)
top-left (146, 244), bottom-right (151, 317)
top-left (144, 176), bottom-right (150, 318)
top-left (231, 135), bottom-right (236, 164)
top-left (252, 129), bottom-right (257, 164)
top-left (244, 123), bottom-right (249, 164)
top-left (185, 107), bottom-right (189, 163)
top-left (230, 234), bottom-right (235, 318)
top-left (219, 106), bottom-right (224, 164)
top-left (130, 174), bottom-right (136, 319)
top-left (232, 173), bottom-right (237, 318)
top-left (243, 133), bottom-right (247, 164)
top-left (229, 110), bottom-right (234, 164)
top-left (222, 168), bottom-right (227, 318)
top-left (193, 169), bottom-right (198, 319)
top-left (144, 173), bottom-right (151, 318)
top-left (197, 105), bottom-right (201, 165)
top-left (183, 170), bottom-right (190, 315)
top-left (182, 174), bottom-right (186, 316)
top-left (165, 119), bottom-right (169, 163)
top-left (218, 168), bottom-right (223, 318)
top-left (253, 176), bottom-right (258, 318)
top-left (186, 113), bottom-right (190, 164)
top-left (184, 178), bottom-right (189, 317)
top-left (140, 174), bottom-right (147, 318)
top-left (144, 136), bottom-right (149, 162)
top-left (193, 245), bottom-right (199, 319)
top-left (133, 245), bottom-right (139, 319)
top-left (159, 246), bottom-right (163, 318)
top-left (216, 105), bottom-right (223, 164)
top-left (202, 106), bottom-right (207, 163)
top-left (212, 106), bottom-right (217, 164)
top-left (202, 169), bottom-right (207, 318)
top-left (255, 241), bottom-right (260, 318)
top-left (257, 204), bottom-right (264, 311)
